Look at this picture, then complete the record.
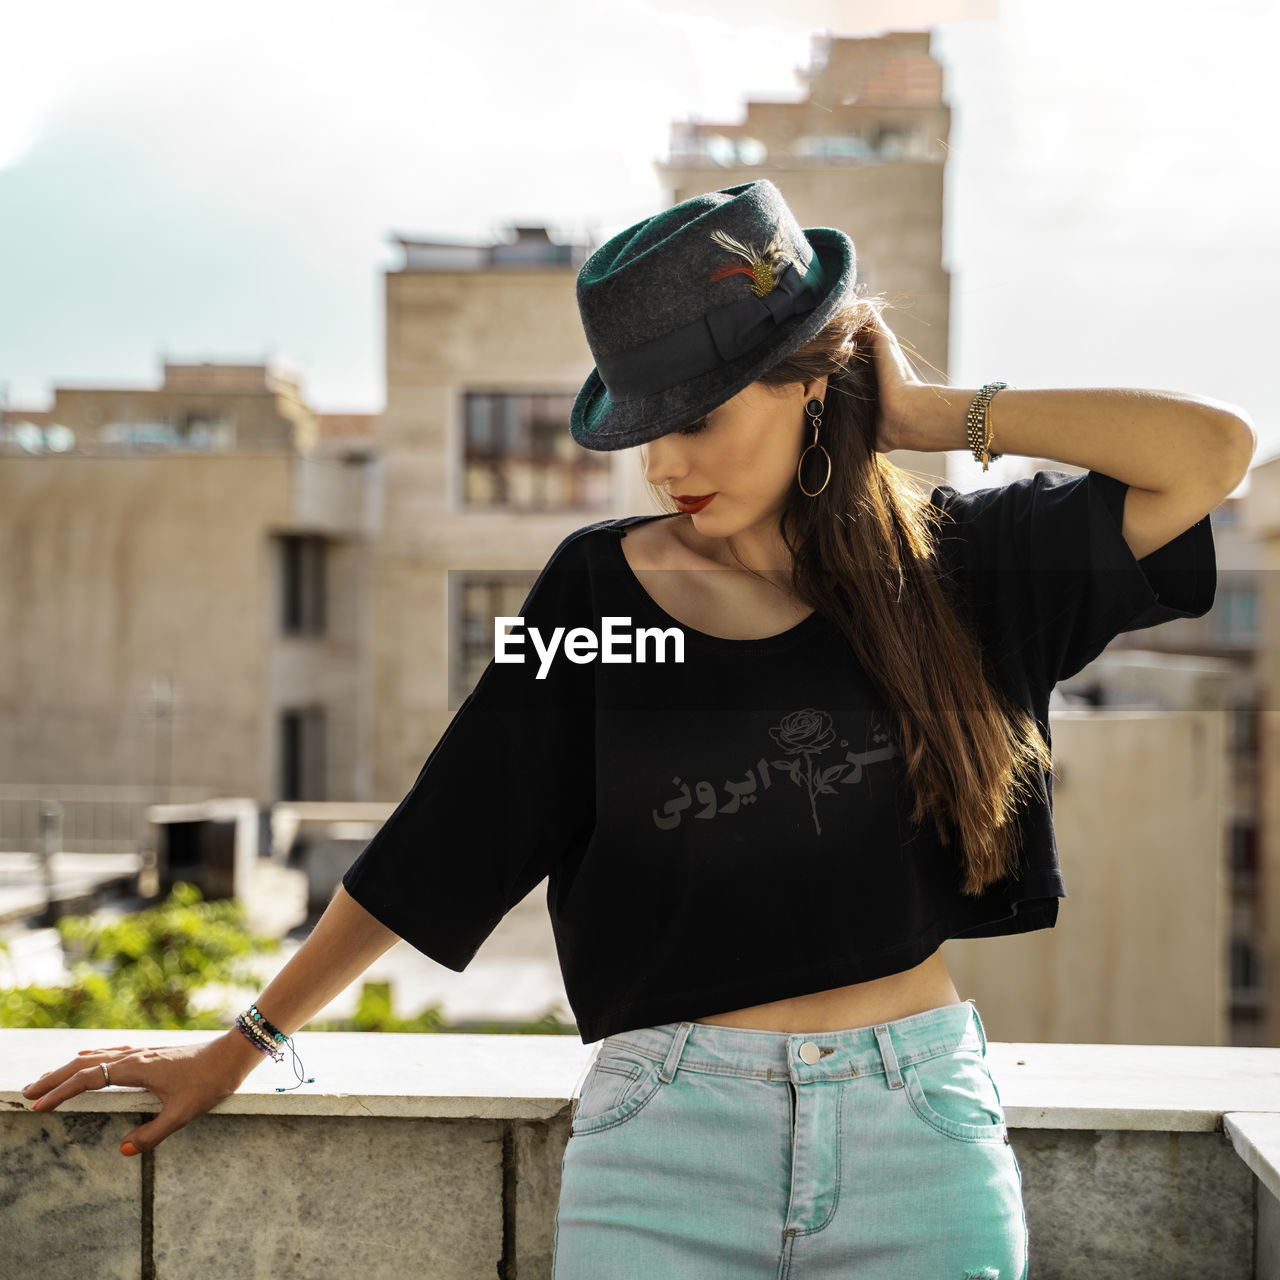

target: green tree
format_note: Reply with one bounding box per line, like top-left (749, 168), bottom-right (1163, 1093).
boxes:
top-left (0, 883), bottom-right (280, 1029)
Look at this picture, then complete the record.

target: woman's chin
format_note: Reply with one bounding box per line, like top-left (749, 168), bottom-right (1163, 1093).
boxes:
top-left (686, 505), bottom-right (728, 533)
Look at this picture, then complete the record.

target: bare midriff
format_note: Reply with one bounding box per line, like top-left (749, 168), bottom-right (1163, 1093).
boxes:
top-left (692, 949), bottom-right (962, 1033)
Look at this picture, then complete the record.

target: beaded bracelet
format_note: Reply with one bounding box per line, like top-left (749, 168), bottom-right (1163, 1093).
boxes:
top-left (233, 1004), bottom-right (316, 1091)
top-left (235, 1012), bottom-right (283, 1062)
top-left (248, 1003), bottom-right (288, 1046)
top-left (966, 382), bottom-right (1009, 471)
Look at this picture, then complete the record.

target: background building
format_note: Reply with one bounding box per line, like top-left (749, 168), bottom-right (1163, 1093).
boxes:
top-left (0, 362), bottom-right (377, 832)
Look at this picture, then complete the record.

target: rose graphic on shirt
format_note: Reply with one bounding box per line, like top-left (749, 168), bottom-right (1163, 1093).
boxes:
top-left (768, 708), bottom-right (847, 836)
top-left (768, 708), bottom-right (838, 756)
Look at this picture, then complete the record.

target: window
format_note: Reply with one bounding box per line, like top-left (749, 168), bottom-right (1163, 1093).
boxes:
top-left (1230, 937), bottom-right (1261, 995)
top-left (1229, 705), bottom-right (1259, 757)
top-left (451, 571), bottom-right (539, 705)
top-left (280, 706), bottom-right (326, 801)
top-left (96, 414), bottom-right (233, 451)
top-left (792, 133), bottom-right (873, 163)
top-left (1229, 820), bottom-right (1258, 877)
top-left (463, 392), bottom-right (612, 510)
top-left (180, 412), bottom-right (234, 448)
top-left (872, 127), bottom-right (916, 160)
top-left (279, 534), bottom-right (327, 636)
top-left (1214, 584), bottom-right (1256, 643)
top-left (99, 421), bottom-right (180, 449)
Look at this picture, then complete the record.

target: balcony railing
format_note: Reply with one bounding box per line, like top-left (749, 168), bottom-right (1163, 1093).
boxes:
top-left (3, 1030), bottom-right (1278, 1278)
top-left (0, 785), bottom-right (214, 856)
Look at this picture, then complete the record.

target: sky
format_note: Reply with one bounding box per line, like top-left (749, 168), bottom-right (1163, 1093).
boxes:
top-left (2, 0), bottom-right (1277, 475)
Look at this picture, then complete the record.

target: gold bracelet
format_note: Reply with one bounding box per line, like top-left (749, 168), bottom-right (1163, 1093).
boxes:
top-left (965, 382), bottom-right (1009, 471)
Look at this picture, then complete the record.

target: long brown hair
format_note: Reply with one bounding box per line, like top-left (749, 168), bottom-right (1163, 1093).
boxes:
top-left (646, 298), bottom-right (1053, 895)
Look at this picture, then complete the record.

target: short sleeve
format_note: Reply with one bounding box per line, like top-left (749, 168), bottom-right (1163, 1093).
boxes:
top-left (930, 469), bottom-right (1217, 688)
top-left (341, 529), bottom-right (598, 970)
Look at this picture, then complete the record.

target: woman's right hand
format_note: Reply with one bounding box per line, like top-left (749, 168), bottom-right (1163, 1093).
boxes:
top-left (21, 1031), bottom-right (262, 1155)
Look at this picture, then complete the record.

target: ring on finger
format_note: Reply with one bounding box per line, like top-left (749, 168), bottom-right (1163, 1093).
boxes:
top-left (100, 1063), bottom-right (111, 1088)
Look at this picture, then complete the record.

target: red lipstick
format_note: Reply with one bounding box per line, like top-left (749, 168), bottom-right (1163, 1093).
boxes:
top-left (673, 493), bottom-right (715, 514)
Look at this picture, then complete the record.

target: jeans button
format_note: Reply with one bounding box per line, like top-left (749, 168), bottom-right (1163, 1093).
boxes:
top-left (798, 1041), bottom-right (821, 1065)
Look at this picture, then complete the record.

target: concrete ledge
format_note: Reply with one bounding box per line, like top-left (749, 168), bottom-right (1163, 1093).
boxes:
top-left (4, 1031), bottom-right (1280, 1279)
top-left (1225, 1111), bottom-right (1280, 1200)
top-left (1225, 1110), bottom-right (1280, 1278)
top-left (12, 1032), bottom-right (1280, 1128)
top-left (988, 1040), bottom-right (1280, 1131)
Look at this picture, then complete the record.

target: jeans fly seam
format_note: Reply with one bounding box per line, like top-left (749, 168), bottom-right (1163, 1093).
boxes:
top-left (787, 1081), bottom-right (844, 1236)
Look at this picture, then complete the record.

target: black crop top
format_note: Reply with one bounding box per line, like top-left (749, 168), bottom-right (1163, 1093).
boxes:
top-left (342, 469), bottom-right (1216, 1043)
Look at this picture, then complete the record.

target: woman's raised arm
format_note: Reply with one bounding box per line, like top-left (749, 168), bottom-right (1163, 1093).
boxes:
top-left (21, 885), bottom-right (400, 1155)
top-left (869, 319), bottom-right (1257, 561)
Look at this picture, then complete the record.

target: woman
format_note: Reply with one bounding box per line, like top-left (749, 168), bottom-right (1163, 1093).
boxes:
top-left (24, 181), bottom-right (1253, 1278)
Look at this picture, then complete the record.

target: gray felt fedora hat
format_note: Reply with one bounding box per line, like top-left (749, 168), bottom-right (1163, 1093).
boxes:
top-left (570, 179), bottom-right (856, 452)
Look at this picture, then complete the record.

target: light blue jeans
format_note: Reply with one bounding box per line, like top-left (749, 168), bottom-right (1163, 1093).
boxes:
top-left (552, 1000), bottom-right (1028, 1279)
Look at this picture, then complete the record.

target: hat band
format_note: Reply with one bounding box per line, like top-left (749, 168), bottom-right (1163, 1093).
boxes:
top-left (594, 254), bottom-right (827, 403)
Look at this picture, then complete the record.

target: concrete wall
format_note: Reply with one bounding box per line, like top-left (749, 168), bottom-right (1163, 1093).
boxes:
top-left (0, 453), bottom-right (374, 803)
top-left (945, 708), bottom-right (1229, 1046)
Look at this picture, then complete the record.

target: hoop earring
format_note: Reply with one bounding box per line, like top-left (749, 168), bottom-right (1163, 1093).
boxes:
top-left (797, 397), bottom-right (831, 498)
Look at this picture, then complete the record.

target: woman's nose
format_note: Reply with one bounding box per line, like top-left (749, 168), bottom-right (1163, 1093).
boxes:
top-left (641, 436), bottom-right (688, 488)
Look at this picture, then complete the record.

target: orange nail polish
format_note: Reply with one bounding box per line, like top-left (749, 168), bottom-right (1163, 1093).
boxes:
top-left (120, 1141), bottom-right (139, 1157)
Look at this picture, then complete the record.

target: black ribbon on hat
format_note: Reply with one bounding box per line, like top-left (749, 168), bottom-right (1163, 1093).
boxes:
top-left (595, 254), bottom-right (827, 403)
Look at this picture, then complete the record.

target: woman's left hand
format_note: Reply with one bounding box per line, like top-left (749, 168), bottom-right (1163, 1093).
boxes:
top-left (866, 317), bottom-right (928, 453)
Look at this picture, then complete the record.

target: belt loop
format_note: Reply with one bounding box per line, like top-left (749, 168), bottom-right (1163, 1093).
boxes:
top-left (967, 999), bottom-right (989, 1055)
top-left (659, 1021), bottom-right (693, 1083)
top-left (872, 1023), bottom-right (904, 1090)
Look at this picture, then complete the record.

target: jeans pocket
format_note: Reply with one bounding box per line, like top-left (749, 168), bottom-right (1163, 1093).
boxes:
top-left (571, 1047), bottom-right (665, 1136)
top-left (902, 1047), bottom-right (1009, 1143)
